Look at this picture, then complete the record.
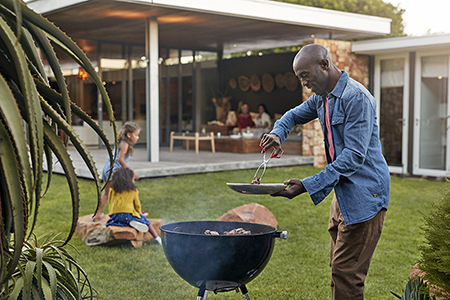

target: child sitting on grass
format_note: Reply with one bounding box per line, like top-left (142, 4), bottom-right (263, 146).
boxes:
top-left (106, 167), bottom-right (162, 245)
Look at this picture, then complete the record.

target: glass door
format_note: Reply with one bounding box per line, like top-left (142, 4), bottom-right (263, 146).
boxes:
top-left (374, 54), bottom-right (409, 174)
top-left (413, 51), bottom-right (450, 176)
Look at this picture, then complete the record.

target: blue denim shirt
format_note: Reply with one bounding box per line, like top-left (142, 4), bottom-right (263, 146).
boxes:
top-left (271, 71), bottom-right (390, 225)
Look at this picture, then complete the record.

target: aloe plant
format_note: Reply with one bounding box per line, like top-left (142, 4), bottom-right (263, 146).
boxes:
top-left (3, 232), bottom-right (96, 299)
top-left (391, 278), bottom-right (436, 300)
top-left (0, 0), bottom-right (116, 289)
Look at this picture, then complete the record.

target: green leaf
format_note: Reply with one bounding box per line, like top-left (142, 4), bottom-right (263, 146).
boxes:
top-left (40, 143), bottom-right (53, 198)
top-left (0, 4), bottom-right (47, 86)
top-left (56, 282), bottom-right (77, 300)
top-left (0, 45), bottom-right (32, 197)
top-left (35, 248), bottom-right (43, 292)
top-left (11, 0), bottom-right (21, 39)
top-left (25, 20), bottom-right (71, 127)
top-left (30, 283), bottom-right (41, 300)
top-left (42, 261), bottom-right (56, 299)
top-left (9, 276), bottom-right (23, 300)
top-left (40, 277), bottom-right (52, 300)
top-left (0, 10), bottom-right (43, 212)
top-left (42, 124), bottom-right (79, 245)
top-left (23, 260), bottom-right (36, 300)
top-left (0, 119), bottom-right (26, 284)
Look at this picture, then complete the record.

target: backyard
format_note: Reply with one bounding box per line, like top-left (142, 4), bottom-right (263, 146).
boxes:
top-left (34, 165), bottom-right (445, 300)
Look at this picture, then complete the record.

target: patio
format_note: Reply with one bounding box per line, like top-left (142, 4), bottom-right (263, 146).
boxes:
top-left (62, 145), bottom-right (314, 179)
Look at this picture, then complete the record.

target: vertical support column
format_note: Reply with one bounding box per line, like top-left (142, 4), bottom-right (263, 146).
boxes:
top-left (159, 54), bottom-right (163, 145)
top-left (177, 49), bottom-right (183, 132)
top-left (127, 45), bottom-right (133, 121)
top-left (192, 50), bottom-right (197, 131)
top-left (97, 41), bottom-right (104, 148)
top-left (165, 48), bottom-right (171, 145)
top-left (121, 45), bottom-right (127, 123)
top-left (145, 16), bottom-right (159, 162)
top-left (217, 49), bottom-right (224, 93)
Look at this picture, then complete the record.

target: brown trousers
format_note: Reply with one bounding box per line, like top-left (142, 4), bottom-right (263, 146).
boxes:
top-left (328, 195), bottom-right (386, 300)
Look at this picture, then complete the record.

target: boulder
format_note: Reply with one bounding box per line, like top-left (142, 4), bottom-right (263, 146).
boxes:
top-left (217, 203), bottom-right (278, 228)
top-left (76, 214), bottom-right (164, 248)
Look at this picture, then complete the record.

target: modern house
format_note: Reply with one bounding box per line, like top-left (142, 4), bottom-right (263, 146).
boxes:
top-left (25, 0), bottom-right (391, 161)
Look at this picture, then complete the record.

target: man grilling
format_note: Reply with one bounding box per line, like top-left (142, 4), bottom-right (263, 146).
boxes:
top-left (260, 44), bottom-right (390, 300)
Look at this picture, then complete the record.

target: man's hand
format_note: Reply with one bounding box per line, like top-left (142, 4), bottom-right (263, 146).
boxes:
top-left (271, 179), bottom-right (306, 199)
top-left (260, 133), bottom-right (282, 157)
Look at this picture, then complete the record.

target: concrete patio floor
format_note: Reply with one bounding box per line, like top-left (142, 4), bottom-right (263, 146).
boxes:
top-left (60, 145), bottom-right (314, 179)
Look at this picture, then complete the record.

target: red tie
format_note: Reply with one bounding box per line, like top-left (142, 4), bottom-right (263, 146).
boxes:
top-left (325, 96), bottom-right (334, 161)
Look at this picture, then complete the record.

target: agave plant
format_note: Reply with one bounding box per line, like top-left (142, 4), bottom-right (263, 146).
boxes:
top-left (391, 278), bottom-right (437, 300)
top-left (0, 0), bottom-right (116, 289)
top-left (4, 232), bottom-right (96, 299)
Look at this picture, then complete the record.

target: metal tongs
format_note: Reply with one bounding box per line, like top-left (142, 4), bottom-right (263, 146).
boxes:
top-left (253, 142), bottom-right (283, 183)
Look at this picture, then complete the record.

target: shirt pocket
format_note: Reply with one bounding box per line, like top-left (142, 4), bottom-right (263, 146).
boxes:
top-left (331, 114), bottom-right (345, 149)
top-left (331, 113), bottom-right (344, 126)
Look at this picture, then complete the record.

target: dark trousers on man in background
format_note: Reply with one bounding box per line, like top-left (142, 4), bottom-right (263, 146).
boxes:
top-left (328, 195), bottom-right (386, 300)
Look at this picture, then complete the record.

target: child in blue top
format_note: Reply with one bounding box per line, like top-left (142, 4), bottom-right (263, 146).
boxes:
top-left (93, 121), bottom-right (140, 221)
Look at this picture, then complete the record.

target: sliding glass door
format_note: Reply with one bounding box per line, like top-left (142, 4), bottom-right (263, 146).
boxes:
top-left (375, 54), bottom-right (409, 174)
top-left (413, 51), bottom-right (450, 176)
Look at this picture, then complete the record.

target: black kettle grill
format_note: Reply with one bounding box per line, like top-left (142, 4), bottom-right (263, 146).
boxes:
top-left (160, 221), bottom-right (287, 299)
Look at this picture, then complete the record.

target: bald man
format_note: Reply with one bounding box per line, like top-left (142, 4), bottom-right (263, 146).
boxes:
top-left (261, 44), bottom-right (390, 299)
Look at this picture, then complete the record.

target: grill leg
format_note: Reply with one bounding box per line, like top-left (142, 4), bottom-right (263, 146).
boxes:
top-left (196, 287), bottom-right (208, 300)
top-left (240, 285), bottom-right (251, 300)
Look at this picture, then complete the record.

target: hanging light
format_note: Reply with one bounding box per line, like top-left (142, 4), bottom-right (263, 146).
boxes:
top-left (77, 67), bottom-right (90, 80)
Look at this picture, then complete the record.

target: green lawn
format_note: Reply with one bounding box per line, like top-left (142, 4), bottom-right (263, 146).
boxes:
top-left (34, 166), bottom-right (446, 300)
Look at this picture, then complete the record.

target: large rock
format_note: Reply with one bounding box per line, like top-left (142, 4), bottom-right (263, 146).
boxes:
top-left (76, 214), bottom-right (164, 248)
top-left (217, 203), bottom-right (278, 228)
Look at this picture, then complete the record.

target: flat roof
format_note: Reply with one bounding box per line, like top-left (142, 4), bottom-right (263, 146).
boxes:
top-left (352, 33), bottom-right (450, 55)
top-left (25, 0), bottom-right (391, 53)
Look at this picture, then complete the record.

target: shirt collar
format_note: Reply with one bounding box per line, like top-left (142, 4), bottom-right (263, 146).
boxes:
top-left (328, 70), bottom-right (348, 99)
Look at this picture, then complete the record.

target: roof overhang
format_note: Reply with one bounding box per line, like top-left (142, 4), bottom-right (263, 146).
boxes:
top-left (25, 0), bottom-right (391, 54)
top-left (352, 33), bottom-right (450, 55)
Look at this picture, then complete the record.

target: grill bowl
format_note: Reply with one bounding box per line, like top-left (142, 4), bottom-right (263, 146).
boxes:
top-left (160, 221), bottom-right (279, 292)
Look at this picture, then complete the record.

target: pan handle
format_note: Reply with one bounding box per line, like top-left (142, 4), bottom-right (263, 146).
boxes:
top-left (274, 231), bottom-right (288, 239)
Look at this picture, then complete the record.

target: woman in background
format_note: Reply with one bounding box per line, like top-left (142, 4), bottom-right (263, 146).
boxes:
top-left (255, 103), bottom-right (271, 132)
top-left (237, 104), bottom-right (254, 130)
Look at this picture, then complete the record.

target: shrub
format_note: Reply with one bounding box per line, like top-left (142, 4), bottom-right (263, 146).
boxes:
top-left (419, 182), bottom-right (450, 299)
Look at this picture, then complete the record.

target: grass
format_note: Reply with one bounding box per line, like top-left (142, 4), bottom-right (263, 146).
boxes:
top-left (33, 165), bottom-right (446, 300)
